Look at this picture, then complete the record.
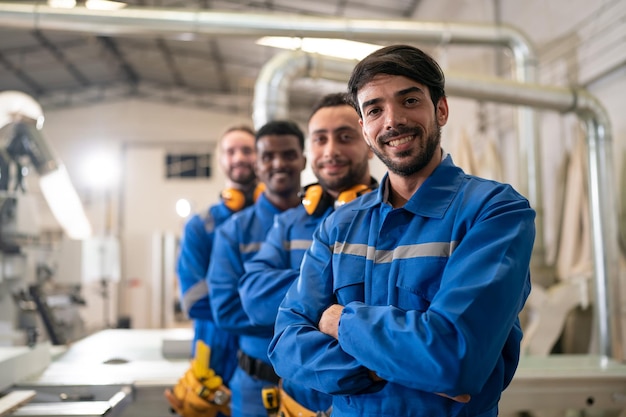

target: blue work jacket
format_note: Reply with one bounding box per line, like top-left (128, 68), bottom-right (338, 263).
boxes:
top-left (269, 155), bottom-right (535, 417)
top-left (176, 201), bottom-right (238, 381)
top-left (240, 203), bottom-right (334, 412)
top-left (208, 193), bottom-right (283, 362)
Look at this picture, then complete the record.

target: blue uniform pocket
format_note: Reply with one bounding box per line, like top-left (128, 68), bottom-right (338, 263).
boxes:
top-left (394, 258), bottom-right (446, 311)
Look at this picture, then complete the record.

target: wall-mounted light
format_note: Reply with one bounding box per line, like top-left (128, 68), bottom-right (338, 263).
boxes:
top-left (175, 198), bottom-right (191, 218)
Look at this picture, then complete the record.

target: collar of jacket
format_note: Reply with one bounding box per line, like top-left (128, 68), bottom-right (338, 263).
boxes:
top-left (358, 154), bottom-right (464, 219)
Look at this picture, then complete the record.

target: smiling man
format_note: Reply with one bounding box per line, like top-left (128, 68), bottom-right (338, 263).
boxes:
top-left (207, 120), bottom-right (306, 417)
top-left (269, 45), bottom-right (536, 417)
top-left (241, 93), bottom-right (377, 417)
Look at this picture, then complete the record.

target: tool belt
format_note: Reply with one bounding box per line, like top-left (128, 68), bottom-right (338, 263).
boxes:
top-left (278, 386), bottom-right (327, 417)
top-left (237, 350), bottom-right (280, 384)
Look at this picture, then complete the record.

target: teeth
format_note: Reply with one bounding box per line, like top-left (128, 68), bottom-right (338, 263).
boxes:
top-left (388, 136), bottom-right (414, 147)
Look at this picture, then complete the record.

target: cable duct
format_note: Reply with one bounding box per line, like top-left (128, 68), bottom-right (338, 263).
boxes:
top-left (0, 3), bottom-right (618, 359)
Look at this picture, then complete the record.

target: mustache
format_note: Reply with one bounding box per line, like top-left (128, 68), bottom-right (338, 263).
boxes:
top-left (378, 126), bottom-right (424, 143)
top-left (317, 157), bottom-right (349, 168)
top-left (229, 162), bottom-right (254, 170)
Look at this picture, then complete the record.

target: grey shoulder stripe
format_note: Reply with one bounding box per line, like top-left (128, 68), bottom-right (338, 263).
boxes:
top-left (240, 242), bottom-right (262, 254)
top-left (288, 239), bottom-right (313, 251)
top-left (333, 241), bottom-right (456, 263)
top-left (181, 280), bottom-right (209, 314)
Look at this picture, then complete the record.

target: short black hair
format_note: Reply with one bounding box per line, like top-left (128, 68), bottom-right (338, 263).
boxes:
top-left (308, 92), bottom-right (352, 122)
top-left (347, 44), bottom-right (446, 117)
top-left (255, 120), bottom-right (305, 151)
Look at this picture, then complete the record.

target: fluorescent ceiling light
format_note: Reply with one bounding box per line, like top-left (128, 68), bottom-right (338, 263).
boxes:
top-left (48, 0), bottom-right (126, 10)
top-left (85, 0), bottom-right (127, 10)
top-left (47, 0), bottom-right (77, 8)
top-left (256, 37), bottom-right (382, 61)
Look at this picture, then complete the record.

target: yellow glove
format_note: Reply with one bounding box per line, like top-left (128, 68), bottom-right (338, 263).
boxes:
top-left (164, 341), bottom-right (232, 417)
top-left (165, 368), bottom-right (232, 417)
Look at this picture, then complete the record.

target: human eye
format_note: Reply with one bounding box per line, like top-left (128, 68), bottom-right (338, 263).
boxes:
top-left (261, 152), bottom-right (272, 163)
top-left (339, 131), bottom-right (356, 142)
top-left (365, 107), bottom-right (381, 118)
top-left (405, 97), bottom-right (420, 107)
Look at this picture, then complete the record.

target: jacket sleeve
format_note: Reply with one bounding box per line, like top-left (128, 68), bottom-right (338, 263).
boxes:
top-left (268, 220), bottom-right (381, 395)
top-left (208, 217), bottom-right (267, 336)
top-left (338, 196), bottom-right (535, 396)
top-left (177, 214), bottom-right (213, 320)
top-left (239, 216), bottom-right (299, 327)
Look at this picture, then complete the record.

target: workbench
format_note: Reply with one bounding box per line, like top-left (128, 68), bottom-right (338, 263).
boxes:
top-left (3, 329), bottom-right (626, 416)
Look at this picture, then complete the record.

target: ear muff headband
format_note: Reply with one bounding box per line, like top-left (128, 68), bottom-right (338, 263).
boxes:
top-left (302, 183), bottom-right (372, 216)
top-left (222, 183), bottom-right (265, 212)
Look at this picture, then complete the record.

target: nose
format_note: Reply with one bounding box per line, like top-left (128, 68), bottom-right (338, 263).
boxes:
top-left (384, 106), bottom-right (407, 130)
top-left (323, 138), bottom-right (340, 159)
top-left (271, 155), bottom-right (287, 169)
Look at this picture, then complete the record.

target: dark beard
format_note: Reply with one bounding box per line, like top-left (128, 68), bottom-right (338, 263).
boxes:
top-left (228, 165), bottom-right (256, 186)
top-left (314, 158), bottom-right (370, 194)
top-left (372, 123), bottom-right (441, 177)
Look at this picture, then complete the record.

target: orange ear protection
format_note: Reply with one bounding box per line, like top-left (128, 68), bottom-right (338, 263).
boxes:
top-left (302, 183), bottom-right (372, 216)
top-left (221, 183), bottom-right (265, 212)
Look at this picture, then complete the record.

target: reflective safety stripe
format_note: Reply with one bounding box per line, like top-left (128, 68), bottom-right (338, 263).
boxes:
top-left (239, 242), bottom-right (262, 254)
top-left (283, 239), bottom-right (312, 251)
top-left (333, 241), bottom-right (458, 262)
top-left (182, 280), bottom-right (209, 314)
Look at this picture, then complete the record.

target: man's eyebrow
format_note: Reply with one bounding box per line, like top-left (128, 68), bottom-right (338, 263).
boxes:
top-left (396, 86), bottom-right (424, 97)
top-left (361, 86), bottom-right (425, 110)
top-left (311, 125), bottom-right (355, 135)
top-left (361, 97), bottom-right (380, 110)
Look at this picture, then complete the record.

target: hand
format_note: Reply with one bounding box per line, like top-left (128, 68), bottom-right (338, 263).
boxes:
top-left (164, 388), bottom-right (184, 414)
top-left (318, 304), bottom-right (343, 339)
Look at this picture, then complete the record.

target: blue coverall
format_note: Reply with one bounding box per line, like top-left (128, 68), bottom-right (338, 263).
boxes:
top-left (239, 203), bottom-right (334, 413)
top-left (176, 201), bottom-right (239, 383)
top-left (269, 155), bottom-right (536, 417)
top-left (208, 193), bottom-right (284, 417)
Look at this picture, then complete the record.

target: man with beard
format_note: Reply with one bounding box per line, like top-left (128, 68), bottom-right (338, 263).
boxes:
top-left (269, 45), bottom-right (536, 417)
top-left (208, 120), bottom-right (307, 417)
top-left (240, 93), bottom-right (377, 417)
top-left (166, 125), bottom-right (258, 417)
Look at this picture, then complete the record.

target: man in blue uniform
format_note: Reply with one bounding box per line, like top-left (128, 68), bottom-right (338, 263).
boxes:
top-left (208, 120), bottom-right (307, 417)
top-left (174, 125), bottom-right (257, 379)
top-left (240, 93), bottom-right (377, 417)
top-left (269, 45), bottom-right (536, 417)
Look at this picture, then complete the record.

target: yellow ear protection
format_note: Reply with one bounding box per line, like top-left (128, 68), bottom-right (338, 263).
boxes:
top-left (221, 183), bottom-right (265, 212)
top-left (302, 183), bottom-right (372, 216)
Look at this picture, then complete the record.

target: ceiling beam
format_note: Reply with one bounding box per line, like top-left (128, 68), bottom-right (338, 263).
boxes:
top-left (97, 36), bottom-right (140, 89)
top-left (403, 0), bottom-right (422, 17)
top-left (155, 38), bottom-right (186, 87)
top-left (0, 50), bottom-right (45, 96)
top-left (32, 30), bottom-right (91, 87)
top-left (207, 38), bottom-right (230, 94)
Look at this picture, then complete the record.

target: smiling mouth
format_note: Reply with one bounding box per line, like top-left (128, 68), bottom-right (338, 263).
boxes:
top-left (388, 135), bottom-right (414, 147)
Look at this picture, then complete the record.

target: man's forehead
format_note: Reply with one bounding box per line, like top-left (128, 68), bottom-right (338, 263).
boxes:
top-left (309, 106), bottom-right (360, 132)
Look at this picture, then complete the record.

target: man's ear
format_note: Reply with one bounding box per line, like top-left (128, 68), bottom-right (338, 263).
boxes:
top-left (436, 97), bottom-right (449, 126)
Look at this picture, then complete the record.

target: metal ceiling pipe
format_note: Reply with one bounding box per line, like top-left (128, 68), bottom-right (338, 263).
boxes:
top-left (254, 50), bottom-right (620, 361)
top-left (0, 3), bottom-right (544, 258)
top-left (0, 4), bottom-right (552, 331)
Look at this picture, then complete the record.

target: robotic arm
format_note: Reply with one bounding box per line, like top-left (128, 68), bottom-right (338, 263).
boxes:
top-left (0, 90), bottom-right (91, 240)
